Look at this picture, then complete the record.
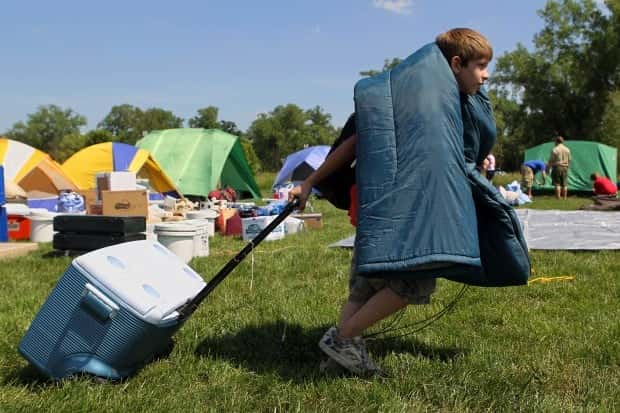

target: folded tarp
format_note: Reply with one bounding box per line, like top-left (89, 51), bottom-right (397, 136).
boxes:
top-left (354, 42), bottom-right (530, 287)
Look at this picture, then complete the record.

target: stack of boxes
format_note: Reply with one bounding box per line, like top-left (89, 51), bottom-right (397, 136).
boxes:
top-left (53, 171), bottom-right (148, 252)
top-left (89, 171), bottom-right (148, 217)
top-left (0, 166), bottom-right (7, 242)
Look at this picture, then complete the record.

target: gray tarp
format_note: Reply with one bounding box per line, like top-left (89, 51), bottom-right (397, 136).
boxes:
top-left (515, 209), bottom-right (620, 250)
top-left (331, 209), bottom-right (620, 251)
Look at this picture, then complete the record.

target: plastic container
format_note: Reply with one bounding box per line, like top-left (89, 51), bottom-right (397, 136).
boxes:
top-left (154, 222), bottom-right (197, 263)
top-left (284, 217), bottom-right (304, 234)
top-left (184, 220), bottom-right (209, 257)
top-left (8, 214), bottom-right (31, 241)
top-left (18, 240), bottom-right (206, 380)
top-left (29, 211), bottom-right (58, 243)
top-left (185, 209), bottom-right (218, 237)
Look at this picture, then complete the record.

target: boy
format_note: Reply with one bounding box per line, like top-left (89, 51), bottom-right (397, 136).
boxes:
top-left (520, 159), bottom-right (547, 199)
top-left (590, 172), bottom-right (617, 196)
top-left (290, 28), bottom-right (493, 376)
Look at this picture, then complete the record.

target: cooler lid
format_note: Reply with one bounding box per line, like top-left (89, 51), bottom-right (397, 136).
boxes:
top-left (73, 240), bottom-right (206, 324)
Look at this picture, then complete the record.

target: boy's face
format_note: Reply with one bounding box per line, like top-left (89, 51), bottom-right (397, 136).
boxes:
top-left (451, 56), bottom-right (490, 95)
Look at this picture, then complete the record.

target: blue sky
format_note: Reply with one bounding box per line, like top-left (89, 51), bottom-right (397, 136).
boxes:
top-left (1, 0), bottom-right (556, 133)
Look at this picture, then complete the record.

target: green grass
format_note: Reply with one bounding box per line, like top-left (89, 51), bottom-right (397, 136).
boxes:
top-left (0, 174), bottom-right (618, 412)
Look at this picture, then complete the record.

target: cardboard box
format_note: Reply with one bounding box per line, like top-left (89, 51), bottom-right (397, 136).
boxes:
top-left (96, 171), bottom-right (136, 201)
top-left (291, 213), bottom-right (323, 229)
top-left (102, 190), bottom-right (148, 217)
top-left (78, 189), bottom-right (101, 215)
top-left (241, 216), bottom-right (285, 241)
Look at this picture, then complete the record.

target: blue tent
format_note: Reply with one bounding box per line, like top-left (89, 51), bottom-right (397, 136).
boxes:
top-left (273, 146), bottom-right (330, 188)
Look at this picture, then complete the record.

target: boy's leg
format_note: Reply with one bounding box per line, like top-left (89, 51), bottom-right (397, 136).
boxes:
top-left (339, 301), bottom-right (364, 326)
top-left (338, 287), bottom-right (409, 339)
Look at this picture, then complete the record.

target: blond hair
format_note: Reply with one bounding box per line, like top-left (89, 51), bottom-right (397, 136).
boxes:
top-left (436, 28), bottom-right (493, 65)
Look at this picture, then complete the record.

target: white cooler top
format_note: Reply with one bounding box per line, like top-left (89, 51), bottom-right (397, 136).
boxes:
top-left (73, 240), bottom-right (206, 324)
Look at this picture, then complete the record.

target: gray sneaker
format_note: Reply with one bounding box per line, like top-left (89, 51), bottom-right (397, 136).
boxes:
top-left (318, 327), bottom-right (381, 376)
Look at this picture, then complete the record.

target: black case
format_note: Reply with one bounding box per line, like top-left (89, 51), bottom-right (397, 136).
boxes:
top-left (53, 232), bottom-right (146, 252)
top-left (54, 215), bottom-right (146, 235)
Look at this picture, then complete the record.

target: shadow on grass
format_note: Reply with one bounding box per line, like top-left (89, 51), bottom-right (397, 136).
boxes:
top-left (194, 319), bottom-right (465, 382)
top-left (3, 364), bottom-right (56, 391)
top-left (4, 339), bottom-right (175, 389)
top-left (41, 250), bottom-right (83, 259)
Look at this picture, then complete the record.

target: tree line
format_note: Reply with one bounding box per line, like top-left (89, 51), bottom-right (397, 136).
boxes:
top-left (3, 103), bottom-right (338, 174)
top-left (4, 0), bottom-right (619, 173)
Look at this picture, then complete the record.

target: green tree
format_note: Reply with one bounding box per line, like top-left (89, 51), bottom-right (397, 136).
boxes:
top-left (84, 129), bottom-right (118, 147)
top-left (218, 120), bottom-right (243, 137)
top-left (97, 104), bottom-right (144, 144)
top-left (188, 107), bottom-right (219, 129)
top-left (6, 104), bottom-right (87, 160)
top-left (239, 137), bottom-right (261, 175)
top-left (139, 108), bottom-right (183, 139)
top-left (247, 104), bottom-right (336, 171)
top-left (98, 105), bottom-right (183, 144)
top-left (55, 132), bottom-right (89, 163)
top-left (360, 57), bottom-right (402, 77)
top-left (188, 106), bottom-right (244, 136)
top-left (490, 0), bottom-right (619, 168)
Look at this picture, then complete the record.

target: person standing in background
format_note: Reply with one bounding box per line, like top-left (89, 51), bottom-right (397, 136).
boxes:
top-left (547, 136), bottom-right (571, 200)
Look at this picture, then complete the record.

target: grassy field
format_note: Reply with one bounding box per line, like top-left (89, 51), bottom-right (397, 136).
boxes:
top-left (1, 172), bottom-right (618, 412)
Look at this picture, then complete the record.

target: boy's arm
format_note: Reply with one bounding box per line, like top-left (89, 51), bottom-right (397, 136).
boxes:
top-left (289, 134), bottom-right (357, 210)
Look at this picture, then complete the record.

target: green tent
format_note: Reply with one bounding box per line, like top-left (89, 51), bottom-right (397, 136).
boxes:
top-left (524, 140), bottom-right (617, 191)
top-left (137, 128), bottom-right (261, 199)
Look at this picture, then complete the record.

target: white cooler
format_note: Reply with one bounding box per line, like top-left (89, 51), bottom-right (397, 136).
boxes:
top-left (18, 240), bottom-right (206, 380)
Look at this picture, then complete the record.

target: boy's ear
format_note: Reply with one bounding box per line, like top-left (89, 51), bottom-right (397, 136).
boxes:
top-left (450, 56), bottom-right (462, 74)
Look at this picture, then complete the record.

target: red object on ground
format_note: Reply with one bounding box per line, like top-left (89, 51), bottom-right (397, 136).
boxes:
top-left (225, 212), bottom-right (242, 236)
top-left (593, 177), bottom-right (617, 196)
top-left (8, 215), bottom-right (31, 240)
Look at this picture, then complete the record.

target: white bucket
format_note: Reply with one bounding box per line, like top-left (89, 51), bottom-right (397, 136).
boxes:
top-left (185, 209), bottom-right (218, 237)
top-left (29, 211), bottom-right (57, 243)
top-left (154, 222), bottom-right (197, 263)
top-left (184, 219), bottom-right (209, 257)
top-left (284, 217), bottom-right (304, 234)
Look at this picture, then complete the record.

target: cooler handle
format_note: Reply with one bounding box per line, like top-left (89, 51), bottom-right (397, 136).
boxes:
top-left (80, 283), bottom-right (119, 322)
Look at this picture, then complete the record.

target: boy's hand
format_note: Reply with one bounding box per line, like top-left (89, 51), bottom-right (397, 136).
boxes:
top-left (289, 183), bottom-right (312, 211)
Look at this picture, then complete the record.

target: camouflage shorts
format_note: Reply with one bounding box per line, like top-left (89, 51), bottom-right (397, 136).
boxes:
top-left (520, 165), bottom-right (534, 192)
top-left (348, 252), bottom-right (436, 305)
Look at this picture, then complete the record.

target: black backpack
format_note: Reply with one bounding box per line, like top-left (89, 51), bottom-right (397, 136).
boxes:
top-left (314, 113), bottom-right (357, 210)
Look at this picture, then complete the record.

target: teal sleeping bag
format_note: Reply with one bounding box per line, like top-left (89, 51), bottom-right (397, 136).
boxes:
top-left (354, 43), bottom-right (530, 287)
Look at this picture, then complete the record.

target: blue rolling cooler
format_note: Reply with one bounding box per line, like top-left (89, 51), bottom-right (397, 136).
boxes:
top-left (18, 201), bottom-right (298, 380)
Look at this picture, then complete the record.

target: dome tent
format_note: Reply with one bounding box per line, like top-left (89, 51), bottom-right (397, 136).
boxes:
top-left (136, 128), bottom-right (261, 199)
top-left (61, 142), bottom-right (181, 196)
top-left (0, 138), bottom-right (77, 196)
top-left (273, 145), bottom-right (330, 188)
top-left (524, 141), bottom-right (617, 192)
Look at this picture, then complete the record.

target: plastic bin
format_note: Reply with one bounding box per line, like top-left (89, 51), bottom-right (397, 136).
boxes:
top-left (8, 215), bottom-right (31, 241)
